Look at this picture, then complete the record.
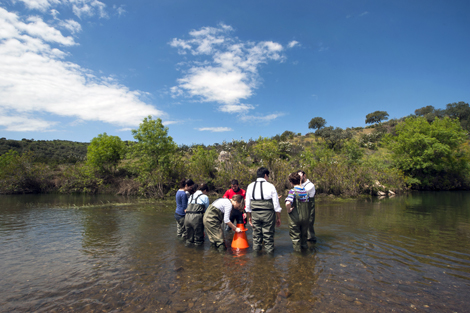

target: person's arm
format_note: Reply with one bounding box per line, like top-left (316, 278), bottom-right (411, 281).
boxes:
top-left (286, 200), bottom-right (293, 213)
top-left (223, 190), bottom-right (230, 198)
top-left (276, 212), bottom-right (281, 227)
top-left (247, 212), bottom-right (253, 228)
top-left (270, 184), bottom-right (282, 227)
top-left (224, 205), bottom-right (241, 232)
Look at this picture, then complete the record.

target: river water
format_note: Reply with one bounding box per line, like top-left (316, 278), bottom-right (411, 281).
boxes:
top-left (0, 192), bottom-right (469, 312)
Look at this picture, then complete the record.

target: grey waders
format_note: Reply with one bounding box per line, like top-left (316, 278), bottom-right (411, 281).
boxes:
top-left (251, 181), bottom-right (276, 253)
top-left (203, 204), bottom-right (226, 249)
top-left (307, 196), bottom-right (316, 242)
top-left (184, 194), bottom-right (205, 246)
top-left (288, 191), bottom-right (310, 251)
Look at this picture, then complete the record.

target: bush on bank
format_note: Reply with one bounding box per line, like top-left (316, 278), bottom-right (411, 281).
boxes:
top-left (1, 109), bottom-right (469, 196)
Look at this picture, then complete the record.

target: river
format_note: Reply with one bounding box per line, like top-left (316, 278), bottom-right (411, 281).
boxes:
top-left (0, 192), bottom-right (469, 312)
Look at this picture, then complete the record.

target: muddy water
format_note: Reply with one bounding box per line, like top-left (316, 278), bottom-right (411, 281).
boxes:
top-left (0, 192), bottom-right (469, 312)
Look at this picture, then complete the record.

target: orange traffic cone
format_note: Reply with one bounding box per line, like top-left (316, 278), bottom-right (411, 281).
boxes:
top-left (231, 223), bottom-right (249, 249)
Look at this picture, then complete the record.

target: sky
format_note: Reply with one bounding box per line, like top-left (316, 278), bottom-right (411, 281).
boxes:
top-left (1, 0), bottom-right (469, 145)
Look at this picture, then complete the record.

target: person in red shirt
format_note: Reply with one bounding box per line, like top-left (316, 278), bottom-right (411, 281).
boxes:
top-left (223, 179), bottom-right (246, 228)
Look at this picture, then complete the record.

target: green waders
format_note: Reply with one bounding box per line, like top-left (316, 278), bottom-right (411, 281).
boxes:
top-left (307, 196), bottom-right (316, 241)
top-left (175, 215), bottom-right (186, 239)
top-left (288, 192), bottom-right (310, 251)
top-left (251, 199), bottom-right (276, 253)
top-left (203, 204), bottom-right (225, 249)
top-left (184, 194), bottom-right (205, 246)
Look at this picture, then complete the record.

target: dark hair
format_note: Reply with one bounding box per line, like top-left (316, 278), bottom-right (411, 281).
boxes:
top-left (230, 179), bottom-right (239, 185)
top-left (198, 183), bottom-right (209, 192)
top-left (289, 172), bottom-right (301, 185)
top-left (179, 178), bottom-right (195, 189)
top-left (257, 167), bottom-right (270, 178)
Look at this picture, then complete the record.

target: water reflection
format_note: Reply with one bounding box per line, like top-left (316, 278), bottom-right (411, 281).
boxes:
top-left (0, 192), bottom-right (469, 312)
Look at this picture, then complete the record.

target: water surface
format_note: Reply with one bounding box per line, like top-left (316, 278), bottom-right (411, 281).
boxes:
top-left (1, 192), bottom-right (469, 312)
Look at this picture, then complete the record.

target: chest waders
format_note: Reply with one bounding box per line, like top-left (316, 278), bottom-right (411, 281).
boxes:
top-left (184, 194), bottom-right (205, 246)
top-left (250, 181), bottom-right (276, 253)
top-left (203, 203), bottom-right (226, 249)
top-left (305, 182), bottom-right (317, 242)
top-left (287, 191), bottom-right (310, 251)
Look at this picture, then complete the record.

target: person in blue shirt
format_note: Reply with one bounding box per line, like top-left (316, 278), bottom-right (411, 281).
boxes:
top-left (175, 178), bottom-right (194, 239)
top-left (184, 183), bottom-right (210, 246)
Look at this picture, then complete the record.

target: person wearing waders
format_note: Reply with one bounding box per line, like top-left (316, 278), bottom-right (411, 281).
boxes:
top-left (245, 167), bottom-right (282, 254)
top-left (184, 184), bottom-right (210, 246)
top-left (203, 195), bottom-right (245, 251)
top-left (298, 170), bottom-right (317, 242)
top-left (175, 179), bottom-right (195, 239)
top-left (285, 172), bottom-right (310, 251)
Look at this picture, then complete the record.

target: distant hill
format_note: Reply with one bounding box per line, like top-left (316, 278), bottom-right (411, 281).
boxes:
top-left (0, 138), bottom-right (89, 164)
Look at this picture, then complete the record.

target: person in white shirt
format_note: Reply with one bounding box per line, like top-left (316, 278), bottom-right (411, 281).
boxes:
top-left (298, 170), bottom-right (317, 242)
top-left (203, 195), bottom-right (245, 251)
top-left (245, 167), bottom-right (282, 254)
top-left (184, 183), bottom-right (210, 246)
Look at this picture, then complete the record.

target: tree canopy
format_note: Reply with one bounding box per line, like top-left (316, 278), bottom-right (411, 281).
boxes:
top-left (365, 111), bottom-right (389, 124)
top-left (385, 116), bottom-right (469, 188)
top-left (86, 133), bottom-right (126, 172)
top-left (308, 117), bottom-right (326, 130)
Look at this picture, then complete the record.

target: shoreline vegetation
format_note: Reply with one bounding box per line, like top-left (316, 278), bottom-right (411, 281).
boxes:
top-left (1, 102), bottom-right (469, 198)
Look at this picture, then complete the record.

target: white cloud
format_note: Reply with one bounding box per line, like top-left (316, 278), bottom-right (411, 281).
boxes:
top-left (18, 0), bottom-right (108, 19)
top-left (240, 113), bottom-right (285, 123)
top-left (58, 19), bottom-right (81, 34)
top-left (359, 11), bottom-right (369, 17)
top-left (196, 127), bottom-right (233, 132)
top-left (0, 111), bottom-right (57, 131)
top-left (170, 24), bottom-right (286, 111)
top-left (113, 5), bottom-right (126, 17)
top-left (0, 7), bottom-right (164, 132)
top-left (287, 40), bottom-right (299, 48)
top-left (18, 0), bottom-right (61, 12)
top-left (219, 103), bottom-right (254, 114)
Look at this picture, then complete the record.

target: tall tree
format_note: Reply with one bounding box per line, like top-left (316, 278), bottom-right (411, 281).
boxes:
top-left (131, 116), bottom-right (177, 172)
top-left (308, 117), bottom-right (326, 131)
top-left (365, 111), bottom-right (389, 124)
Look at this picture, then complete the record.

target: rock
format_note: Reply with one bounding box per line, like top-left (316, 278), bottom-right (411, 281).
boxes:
top-left (377, 191), bottom-right (386, 196)
top-left (218, 151), bottom-right (231, 162)
top-left (388, 190), bottom-right (395, 195)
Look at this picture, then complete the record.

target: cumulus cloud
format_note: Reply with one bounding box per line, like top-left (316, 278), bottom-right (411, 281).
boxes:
top-left (169, 24), bottom-right (285, 115)
top-left (196, 127), bottom-right (233, 132)
top-left (0, 7), bottom-right (163, 132)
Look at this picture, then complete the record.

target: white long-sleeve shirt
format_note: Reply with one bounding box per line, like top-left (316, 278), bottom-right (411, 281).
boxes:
top-left (212, 198), bottom-right (233, 224)
top-left (245, 178), bottom-right (282, 213)
top-left (302, 179), bottom-right (316, 198)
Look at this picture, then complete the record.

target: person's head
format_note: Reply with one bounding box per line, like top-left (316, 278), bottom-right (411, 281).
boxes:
top-left (289, 172), bottom-right (302, 186)
top-left (230, 179), bottom-right (239, 192)
top-left (189, 184), bottom-right (198, 194)
top-left (198, 183), bottom-right (209, 194)
top-left (257, 167), bottom-right (270, 179)
top-left (230, 194), bottom-right (245, 212)
top-left (297, 170), bottom-right (306, 183)
top-left (179, 178), bottom-right (195, 191)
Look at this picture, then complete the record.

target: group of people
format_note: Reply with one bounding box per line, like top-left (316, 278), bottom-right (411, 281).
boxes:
top-left (174, 167), bottom-right (317, 253)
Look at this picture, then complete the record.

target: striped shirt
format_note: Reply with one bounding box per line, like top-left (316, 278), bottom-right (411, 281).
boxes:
top-left (285, 186), bottom-right (309, 204)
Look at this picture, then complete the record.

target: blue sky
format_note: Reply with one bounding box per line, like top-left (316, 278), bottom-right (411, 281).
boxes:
top-left (1, 0), bottom-right (469, 145)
